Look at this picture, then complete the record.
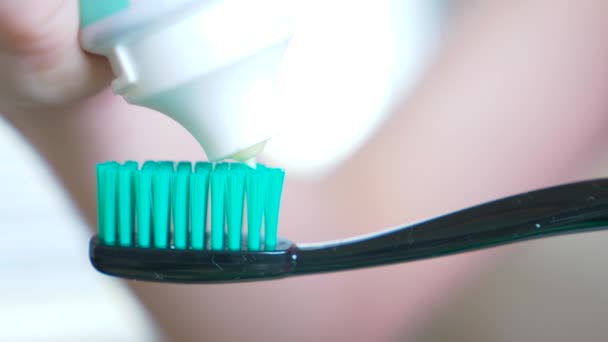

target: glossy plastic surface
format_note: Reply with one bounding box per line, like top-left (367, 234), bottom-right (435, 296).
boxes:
top-left (294, 179), bottom-right (608, 275)
top-left (90, 237), bottom-right (297, 283)
top-left (90, 178), bottom-right (608, 283)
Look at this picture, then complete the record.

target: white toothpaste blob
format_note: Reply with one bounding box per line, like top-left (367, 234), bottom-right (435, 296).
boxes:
top-left (229, 141), bottom-right (268, 168)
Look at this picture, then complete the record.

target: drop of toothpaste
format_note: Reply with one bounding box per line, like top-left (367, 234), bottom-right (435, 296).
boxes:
top-left (229, 141), bottom-right (266, 169)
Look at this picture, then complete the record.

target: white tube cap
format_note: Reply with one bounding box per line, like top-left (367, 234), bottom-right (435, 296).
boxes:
top-left (84, 0), bottom-right (294, 161)
top-left (127, 39), bottom-right (289, 161)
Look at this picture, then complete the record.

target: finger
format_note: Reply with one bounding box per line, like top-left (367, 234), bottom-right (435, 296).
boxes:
top-left (0, 0), bottom-right (70, 53)
top-left (0, 0), bottom-right (113, 109)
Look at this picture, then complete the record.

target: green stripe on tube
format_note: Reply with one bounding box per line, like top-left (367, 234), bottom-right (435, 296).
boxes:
top-left (210, 171), bottom-right (227, 250)
top-left (190, 169), bottom-right (210, 250)
top-left (226, 170), bottom-right (245, 250)
top-left (79, 0), bottom-right (129, 28)
top-left (264, 168), bottom-right (285, 250)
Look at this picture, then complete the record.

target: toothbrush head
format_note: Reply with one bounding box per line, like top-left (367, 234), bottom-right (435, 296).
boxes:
top-left (94, 160), bottom-right (286, 282)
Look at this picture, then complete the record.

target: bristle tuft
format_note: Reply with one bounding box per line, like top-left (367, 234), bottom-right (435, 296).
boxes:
top-left (172, 165), bottom-right (190, 249)
top-left (226, 170), bottom-right (246, 250)
top-left (96, 161), bottom-right (285, 251)
top-left (264, 168), bottom-right (285, 250)
top-left (117, 162), bottom-right (137, 247)
top-left (210, 170), bottom-right (227, 250)
top-left (136, 162), bottom-right (155, 248)
top-left (190, 167), bottom-right (210, 250)
top-left (152, 166), bottom-right (172, 248)
top-left (246, 169), bottom-right (266, 251)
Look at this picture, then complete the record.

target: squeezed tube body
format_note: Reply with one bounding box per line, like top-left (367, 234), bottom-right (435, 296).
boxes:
top-left (78, 0), bottom-right (294, 161)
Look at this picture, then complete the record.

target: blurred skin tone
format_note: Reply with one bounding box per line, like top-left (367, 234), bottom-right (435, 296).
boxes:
top-left (3, 0), bottom-right (608, 341)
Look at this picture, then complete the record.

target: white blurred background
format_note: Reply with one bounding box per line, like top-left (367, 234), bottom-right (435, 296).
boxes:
top-left (266, 0), bottom-right (441, 174)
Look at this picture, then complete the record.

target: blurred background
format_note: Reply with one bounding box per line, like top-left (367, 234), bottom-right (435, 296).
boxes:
top-left (0, 116), bottom-right (160, 341)
top-left (4, 0), bottom-right (608, 341)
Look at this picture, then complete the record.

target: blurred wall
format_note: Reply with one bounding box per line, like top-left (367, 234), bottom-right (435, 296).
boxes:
top-left (414, 228), bottom-right (608, 341)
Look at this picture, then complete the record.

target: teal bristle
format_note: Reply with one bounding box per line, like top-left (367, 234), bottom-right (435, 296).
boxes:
top-left (176, 161), bottom-right (192, 172)
top-left (230, 163), bottom-right (249, 171)
top-left (246, 169), bottom-right (266, 251)
top-left (226, 170), bottom-right (246, 250)
top-left (153, 164), bottom-right (172, 248)
top-left (136, 162), bottom-right (155, 248)
top-left (101, 163), bottom-right (119, 245)
top-left (264, 168), bottom-right (285, 250)
top-left (96, 161), bottom-right (119, 244)
top-left (159, 161), bottom-right (175, 170)
top-left (96, 161), bottom-right (285, 251)
top-left (214, 162), bottom-right (230, 172)
top-left (210, 170), bottom-right (227, 250)
top-left (172, 164), bottom-right (190, 249)
top-left (96, 164), bottom-right (104, 241)
top-left (117, 161), bottom-right (137, 247)
top-left (195, 161), bottom-right (213, 173)
top-left (190, 167), bottom-right (210, 250)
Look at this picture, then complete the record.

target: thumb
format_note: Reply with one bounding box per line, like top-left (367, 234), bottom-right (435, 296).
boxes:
top-left (0, 1), bottom-right (73, 52)
top-left (0, 0), bottom-right (112, 110)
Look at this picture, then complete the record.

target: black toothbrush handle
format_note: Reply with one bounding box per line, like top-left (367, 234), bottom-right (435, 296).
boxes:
top-left (293, 179), bottom-right (608, 275)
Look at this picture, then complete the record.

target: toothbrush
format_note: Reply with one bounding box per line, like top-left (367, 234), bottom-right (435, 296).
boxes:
top-left (91, 161), bottom-right (608, 283)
